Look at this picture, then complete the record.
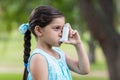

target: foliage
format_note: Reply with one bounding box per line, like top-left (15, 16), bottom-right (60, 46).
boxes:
top-left (0, 0), bottom-right (47, 32)
top-left (0, 0), bottom-right (87, 35)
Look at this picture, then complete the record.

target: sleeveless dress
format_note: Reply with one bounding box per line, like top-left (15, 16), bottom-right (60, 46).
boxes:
top-left (27, 47), bottom-right (72, 80)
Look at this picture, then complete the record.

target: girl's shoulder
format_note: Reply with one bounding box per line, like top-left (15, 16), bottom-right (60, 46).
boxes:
top-left (27, 48), bottom-right (47, 73)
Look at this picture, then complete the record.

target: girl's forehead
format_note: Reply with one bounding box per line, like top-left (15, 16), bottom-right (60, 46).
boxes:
top-left (43, 17), bottom-right (65, 29)
top-left (51, 17), bottom-right (65, 25)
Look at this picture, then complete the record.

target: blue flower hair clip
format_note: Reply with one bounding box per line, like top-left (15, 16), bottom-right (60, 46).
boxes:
top-left (19, 23), bottom-right (30, 34)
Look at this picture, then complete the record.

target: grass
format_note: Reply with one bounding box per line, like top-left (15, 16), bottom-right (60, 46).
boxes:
top-left (72, 76), bottom-right (108, 80)
top-left (0, 73), bottom-right (22, 80)
top-left (0, 73), bottom-right (108, 80)
top-left (0, 30), bottom-right (108, 80)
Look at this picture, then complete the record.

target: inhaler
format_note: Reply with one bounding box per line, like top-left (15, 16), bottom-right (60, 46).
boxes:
top-left (60, 23), bottom-right (70, 42)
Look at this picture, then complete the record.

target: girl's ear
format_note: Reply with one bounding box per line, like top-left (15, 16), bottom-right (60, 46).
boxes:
top-left (34, 25), bottom-right (43, 37)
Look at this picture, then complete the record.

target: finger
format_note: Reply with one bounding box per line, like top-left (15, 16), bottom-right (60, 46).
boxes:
top-left (70, 30), bottom-right (77, 38)
top-left (68, 24), bottom-right (74, 37)
top-left (69, 29), bottom-right (73, 37)
top-left (72, 30), bottom-right (77, 35)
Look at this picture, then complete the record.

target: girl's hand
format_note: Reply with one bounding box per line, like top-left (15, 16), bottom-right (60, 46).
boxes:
top-left (64, 27), bottom-right (81, 45)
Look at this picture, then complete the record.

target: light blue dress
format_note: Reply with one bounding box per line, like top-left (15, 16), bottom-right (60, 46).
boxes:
top-left (27, 47), bottom-right (72, 80)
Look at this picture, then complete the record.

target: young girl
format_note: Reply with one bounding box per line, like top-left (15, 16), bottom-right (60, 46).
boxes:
top-left (19, 5), bottom-right (90, 80)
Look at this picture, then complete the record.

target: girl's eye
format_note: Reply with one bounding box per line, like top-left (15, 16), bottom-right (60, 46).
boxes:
top-left (54, 26), bottom-right (60, 31)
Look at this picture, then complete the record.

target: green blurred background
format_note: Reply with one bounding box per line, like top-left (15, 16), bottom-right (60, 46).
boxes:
top-left (1, 0), bottom-right (120, 80)
top-left (0, 30), bottom-right (108, 80)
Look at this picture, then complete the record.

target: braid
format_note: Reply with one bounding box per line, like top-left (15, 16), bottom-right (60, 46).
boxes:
top-left (23, 30), bottom-right (31, 80)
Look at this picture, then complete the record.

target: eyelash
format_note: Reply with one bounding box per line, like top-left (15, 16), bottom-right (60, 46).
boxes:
top-left (54, 26), bottom-right (60, 31)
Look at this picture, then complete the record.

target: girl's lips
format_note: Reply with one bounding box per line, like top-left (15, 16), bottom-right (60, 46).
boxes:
top-left (58, 40), bottom-right (63, 44)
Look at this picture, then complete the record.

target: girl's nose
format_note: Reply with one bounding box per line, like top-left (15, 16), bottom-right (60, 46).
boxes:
top-left (59, 30), bottom-right (62, 37)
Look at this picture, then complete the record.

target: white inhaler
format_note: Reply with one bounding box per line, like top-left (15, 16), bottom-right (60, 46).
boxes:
top-left (60, 23), bottom-right (70, 42)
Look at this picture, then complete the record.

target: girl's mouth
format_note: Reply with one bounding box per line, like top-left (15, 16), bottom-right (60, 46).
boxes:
top-left (58, 40), bottom-right (63, 45)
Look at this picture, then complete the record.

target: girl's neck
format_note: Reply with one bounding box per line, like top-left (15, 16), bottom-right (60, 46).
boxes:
top-left (36, 40), bottom-right (53, 52)
top-left (36, 39), bottom-right (53, 52)
top-left (36, 40), bottom-right (60, 59)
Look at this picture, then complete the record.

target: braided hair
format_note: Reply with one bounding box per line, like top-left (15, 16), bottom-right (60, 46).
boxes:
top-left (22, 5), bottom-right (64, 80)
top-left (23, 30), bottom-right (31, 80)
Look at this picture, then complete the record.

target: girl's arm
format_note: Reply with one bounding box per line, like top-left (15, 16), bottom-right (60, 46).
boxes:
top-left (30, 54), bottom-right (48, 80)
top-left (64, 28), bottom-right (90, 74)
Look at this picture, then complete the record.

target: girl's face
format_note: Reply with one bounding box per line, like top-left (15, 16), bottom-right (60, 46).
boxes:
top-left (41, 17), bottom-right (65, 47)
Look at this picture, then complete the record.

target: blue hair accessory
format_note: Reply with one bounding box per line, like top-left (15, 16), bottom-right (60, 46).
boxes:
top-left (19, 23), bottom-right (30, 34)
top-left (24, 63), bottom-right (28, 67)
